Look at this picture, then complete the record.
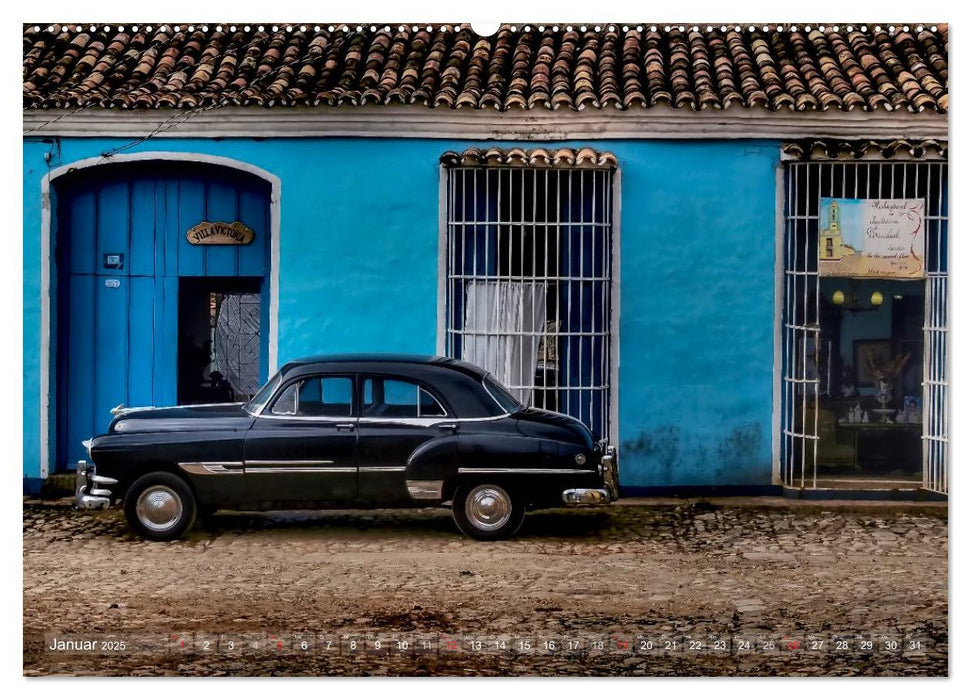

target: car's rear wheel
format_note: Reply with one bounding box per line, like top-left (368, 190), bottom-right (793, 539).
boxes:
top-left (451, 483), bottom-right (524, 540)
top-left (124, 471), bottom-right (197, 541)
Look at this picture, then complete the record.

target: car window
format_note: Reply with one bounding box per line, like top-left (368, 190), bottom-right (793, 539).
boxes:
top-left (270, 376), bottom-right (353, 417)
top-left (483, 373), bottom-right (522, 414)
top-left (362, 377), bottom-right (448, 418)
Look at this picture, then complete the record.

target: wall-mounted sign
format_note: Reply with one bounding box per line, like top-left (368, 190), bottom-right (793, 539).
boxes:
top-left (186, 221), bottom-right (255, 246)
top-left (818, 198), bottom-right (925, 279)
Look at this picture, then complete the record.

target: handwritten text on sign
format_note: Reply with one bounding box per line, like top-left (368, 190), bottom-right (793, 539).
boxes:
top-left (186, 221), bottom-right (255, 246)
top-left (818, 198), bottom-right (925, 279)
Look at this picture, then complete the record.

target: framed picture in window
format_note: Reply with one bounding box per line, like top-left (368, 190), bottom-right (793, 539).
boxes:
top-left (853, 339), bottom-right (893, 387)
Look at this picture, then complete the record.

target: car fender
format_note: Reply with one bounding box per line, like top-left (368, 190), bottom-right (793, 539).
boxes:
top-left (406, 434), bottom-right (461, 481)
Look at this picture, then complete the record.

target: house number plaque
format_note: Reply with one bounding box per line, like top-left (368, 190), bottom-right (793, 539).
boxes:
top-left (186, 221), bottom-right (255, 246)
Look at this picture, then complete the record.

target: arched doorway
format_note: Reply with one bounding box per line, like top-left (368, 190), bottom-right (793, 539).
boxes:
top-left (49, 157), bottom-right (275, 473)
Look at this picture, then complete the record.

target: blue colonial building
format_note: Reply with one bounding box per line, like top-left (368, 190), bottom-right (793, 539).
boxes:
top-left (23, 22), bottom-right (949, 496)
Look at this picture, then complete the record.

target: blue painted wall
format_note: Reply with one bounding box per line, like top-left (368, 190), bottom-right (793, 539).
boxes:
top-left (23, 137), bottom-right (780, 489)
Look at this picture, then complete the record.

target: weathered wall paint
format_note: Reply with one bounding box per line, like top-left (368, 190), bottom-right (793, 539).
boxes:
top-left (23, 137), bottom-right (780, 489)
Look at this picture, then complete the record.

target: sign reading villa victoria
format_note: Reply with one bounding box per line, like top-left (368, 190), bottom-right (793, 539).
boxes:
top-left (818, 198), bottom-right (926, 279)
top-left (186, 221), bottom-right (255, 246)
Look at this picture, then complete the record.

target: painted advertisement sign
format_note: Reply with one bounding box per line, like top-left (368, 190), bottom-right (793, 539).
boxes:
top-left (818, 198), bottom-right (925, 278)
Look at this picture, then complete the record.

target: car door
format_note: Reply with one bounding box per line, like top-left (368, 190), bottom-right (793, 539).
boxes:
top-left (355, 375), bottom-right (455, 505)
top-left (243, 374), bottom-right (358, 506)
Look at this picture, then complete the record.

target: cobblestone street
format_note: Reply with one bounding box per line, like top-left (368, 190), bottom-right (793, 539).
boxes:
top-left (23, 498), bottom-right (947, 676)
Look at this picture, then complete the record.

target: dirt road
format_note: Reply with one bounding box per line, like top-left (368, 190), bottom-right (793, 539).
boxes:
top-left (23, 498), bottom-right (947, 676)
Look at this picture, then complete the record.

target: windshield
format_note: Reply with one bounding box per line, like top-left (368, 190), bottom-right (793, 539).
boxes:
top-left (243, 371), bottom-right (283, 414)
top-left (482, 374), bottom-right (523, 414)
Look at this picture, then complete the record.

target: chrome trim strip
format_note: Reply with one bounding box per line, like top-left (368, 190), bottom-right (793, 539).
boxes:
top-left (406, 479), bottom-right (444, 500)
top-left (245, 459), bottom-right (335, 466)
top-left (257, 414), bottom-right (357, 423)
top-left (245, 466), bottom-right (357, 474)
top-left (178, 462), bottom-right (244, 475)
top-left (359, 465), bottom-right (407, 472)
top-left (255, 413), bottom-right (511, 426)
top-left (356, 414), bottom-right (511, 427)
top-left (456, 467), bottom-right (593, 475)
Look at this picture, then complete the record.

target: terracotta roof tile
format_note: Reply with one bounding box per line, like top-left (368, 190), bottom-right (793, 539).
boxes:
top-left (440, 146), bottom-right (618, 168)
top-left (23, 23), bottom-right (948, 113)
top-left (782, 138), bottom-right (947, 160)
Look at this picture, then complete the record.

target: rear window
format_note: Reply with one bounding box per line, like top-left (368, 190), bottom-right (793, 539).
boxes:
top-left (483, 374), bottom-right (522, 414)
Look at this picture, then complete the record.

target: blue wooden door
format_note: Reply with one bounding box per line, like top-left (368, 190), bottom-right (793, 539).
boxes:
top-left (54, 162), bottom-right (271, 472)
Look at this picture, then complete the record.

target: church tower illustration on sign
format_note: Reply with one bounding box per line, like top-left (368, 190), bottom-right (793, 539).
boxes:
top-left (819, 199), bottom-right (856, 261)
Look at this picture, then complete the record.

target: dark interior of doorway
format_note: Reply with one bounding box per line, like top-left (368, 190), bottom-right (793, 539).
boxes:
top-left (177, 277), bottom-right (262, 405)
top-left (814, 278), bottom-right (924, 485)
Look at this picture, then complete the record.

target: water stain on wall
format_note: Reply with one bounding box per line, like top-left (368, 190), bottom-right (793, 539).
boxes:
top-left (621, 425), bottom-right (681, 481)
top-left (622, 421), bottom-right (765, 483)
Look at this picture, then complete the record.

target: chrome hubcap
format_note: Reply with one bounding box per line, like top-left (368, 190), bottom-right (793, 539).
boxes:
top-left (465, 485), bottom-right (512, 532)
top-left (135, 486), bottom-right (183, 532)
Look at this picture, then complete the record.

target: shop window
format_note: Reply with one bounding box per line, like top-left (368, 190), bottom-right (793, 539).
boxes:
top-left (442, 165), bottom-right (615, 441)
top-left (782, 159), bottom-right (948, 492)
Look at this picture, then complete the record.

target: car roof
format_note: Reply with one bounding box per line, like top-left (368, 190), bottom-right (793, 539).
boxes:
top-left (278, 354), bottom-right (488, 381)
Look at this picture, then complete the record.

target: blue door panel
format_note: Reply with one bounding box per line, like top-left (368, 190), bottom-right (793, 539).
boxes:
top-left (238, 186), bottom-right (268, 277)
top-left (176, 178), bottom-right (207, 276)
top-left (205, 181), bottom-right (240, 276)
top-left (128, 276), bottom-right (155, 405)
top-left (64, 275), bottom-right (95, 467)
top-left (129, 179), bottom-right (156, 277)
top-left (56, 163), bottom-right (271, 471)
top-left (93, 276), bottom-right (130, 430)
top-left (96, 181), bottom-right (130, 276)
top-left (161, 176), bottom-right (180, 277)
top-left (152, 275), bottom-right (180, 409)
top-left (68, 190), bottom-right (96, 275)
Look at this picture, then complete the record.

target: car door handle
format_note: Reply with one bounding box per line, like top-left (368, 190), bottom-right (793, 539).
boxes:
top-left (437, 423), bottom-right (458, 431)
top-left (336, 423), bottom-right (356, 432)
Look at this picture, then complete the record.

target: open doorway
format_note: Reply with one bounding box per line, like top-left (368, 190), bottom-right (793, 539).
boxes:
top-left (178, 277), bottom-right (262, 405)
top-left (812, 278), bottom-right (924, 486)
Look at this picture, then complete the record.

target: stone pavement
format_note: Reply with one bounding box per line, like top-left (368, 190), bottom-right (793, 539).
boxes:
top-left (23, 497), bottom-right (947, 676)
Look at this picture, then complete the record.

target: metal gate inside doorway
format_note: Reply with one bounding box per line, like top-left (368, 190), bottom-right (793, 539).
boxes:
top-left (781, 156), bottom-right (948, 493)
top-left (441, 159), bottom-right (617, 444)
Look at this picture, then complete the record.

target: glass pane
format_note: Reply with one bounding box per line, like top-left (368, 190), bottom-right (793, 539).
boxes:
top-left (296, 377), bottom-right (352, 417)
top-left (419, 388), bottom-right (446, 417)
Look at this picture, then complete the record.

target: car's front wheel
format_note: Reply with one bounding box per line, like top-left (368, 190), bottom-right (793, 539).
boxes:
top-left (124, 471), bottom-right (197, 541)
top-left (451, 482), bottom-right (524, 540)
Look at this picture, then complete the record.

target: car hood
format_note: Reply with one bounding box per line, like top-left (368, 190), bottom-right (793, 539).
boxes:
top-left (108, 403), bottom-right (254, 433)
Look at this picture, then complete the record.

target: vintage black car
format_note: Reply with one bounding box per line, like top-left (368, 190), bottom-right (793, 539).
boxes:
top-left (76, 354), bottom-right (618, 540)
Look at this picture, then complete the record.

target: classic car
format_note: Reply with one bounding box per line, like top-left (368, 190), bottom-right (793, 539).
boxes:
top-left (76, 354), bottom-right (618, 540)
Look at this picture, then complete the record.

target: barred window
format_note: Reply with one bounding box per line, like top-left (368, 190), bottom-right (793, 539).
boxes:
top-left (442, 160), bottom-right (616, 441)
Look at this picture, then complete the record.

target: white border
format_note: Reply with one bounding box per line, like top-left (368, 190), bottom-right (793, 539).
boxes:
top-left (38, 151), bottom-right (281, 479)
top-left (771, 152), bottom-right (790, 486)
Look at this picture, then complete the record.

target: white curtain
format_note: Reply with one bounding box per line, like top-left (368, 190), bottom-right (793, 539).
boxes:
top-left (462, 281), bottom-right (547, 403)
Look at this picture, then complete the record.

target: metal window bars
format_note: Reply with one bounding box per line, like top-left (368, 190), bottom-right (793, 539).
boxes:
top-left (443, 166), bottom-right (615, 442)
top-left (782, 160), bottom-right (948, 493)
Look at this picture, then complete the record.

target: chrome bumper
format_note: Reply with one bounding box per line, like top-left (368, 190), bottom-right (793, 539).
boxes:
top-left (562, 488), bottom-right (611, 506)
top-left (600, 442), bottom-right (619, 501)
top-left (75, 460), bottom-right (114, 509)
